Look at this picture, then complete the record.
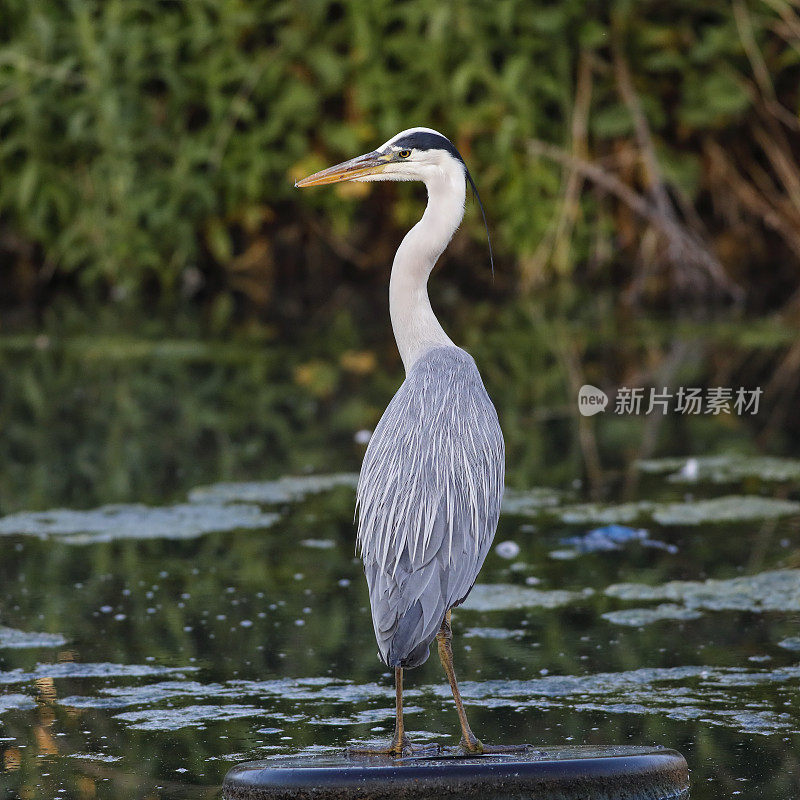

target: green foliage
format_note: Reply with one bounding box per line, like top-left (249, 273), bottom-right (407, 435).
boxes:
top-left (0, 0), bottom-right (797, 305)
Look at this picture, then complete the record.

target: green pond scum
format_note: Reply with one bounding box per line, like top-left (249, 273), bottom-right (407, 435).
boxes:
top-left (1, 397), bottom-right (799, 799)
top-left (0, 310), bottom-right (800, 800)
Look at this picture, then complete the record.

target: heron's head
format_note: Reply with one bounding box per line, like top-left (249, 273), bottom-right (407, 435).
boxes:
top-left (295, 127), bottom-right (493, 270)
top-left (295, 127), bottom-right (470, 187)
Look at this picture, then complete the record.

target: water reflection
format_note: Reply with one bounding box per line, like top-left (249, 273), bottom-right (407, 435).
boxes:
top-left (0, 463), bottom-right (798, 799)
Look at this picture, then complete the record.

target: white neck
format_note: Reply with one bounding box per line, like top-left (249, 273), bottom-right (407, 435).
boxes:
top-left (389, 161), bottom-right (466, 372)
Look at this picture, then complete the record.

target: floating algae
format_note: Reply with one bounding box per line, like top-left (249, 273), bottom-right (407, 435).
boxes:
top-left (188, 473), bottom-right (359, 505)
top-left (12, 658), bottom-right (800, 738)
top-left (494, 540), bottom-right (521, 559)
top-left (59, 678), bottom-right (423, 732)
top-left (501, 487), bottom-right (566, 516)
top-left (601, 604), bottom-right (703, 627)
top-left (194, 478), bottom-right (567, 515)
top-left (637, 455), bottom-right (800, 484)
top-left (606, 569), bottom-right (800, 613)
top-left (60, 680), bottom-right (230, 710)
top-left (650, 496), bottom-right (800, 525)
top-left (461, 584), bottom-right (594, 611)
top-left (0, 693), bottom-right (36, 713)
top-left (0, 626), bottom-right (67, 649)
top-left (66, 753), bottom-right (122, 763)
top-left (462, 627), bottom-right (526, 639)
top-left (5, 473), bottom-right (793, 547)
top-left (114, 703), bottom-right (265, 731)
top-left (555, 496), bottom-right (800, 527)
top-left (426, 664), bottom-right (800, 735)
top-left (557, 502), bottom-right (655, 526)
top-left (0, 503), bottom-right (279, 543)
top-left (0, 661), bottom-right (198, 686)
top-left (59, 677), bottom-right (403, 715)
top-left (307, 705), bottom-right (425, 727)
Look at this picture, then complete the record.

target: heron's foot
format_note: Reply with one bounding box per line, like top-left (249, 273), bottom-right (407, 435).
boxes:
top-left (348, 732), bottom-right (415, 758)
top-left (460, 732), bottom-right (531, 755)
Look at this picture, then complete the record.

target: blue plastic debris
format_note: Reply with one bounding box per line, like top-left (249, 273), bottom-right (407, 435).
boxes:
top-left (561, 525), bottom-right (678, 554)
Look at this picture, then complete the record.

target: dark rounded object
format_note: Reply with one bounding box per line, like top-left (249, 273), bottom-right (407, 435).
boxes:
top-left (222, 744), bottom-right (689, 800)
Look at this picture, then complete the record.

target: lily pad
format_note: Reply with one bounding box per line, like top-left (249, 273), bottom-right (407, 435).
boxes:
top-left (501, 487), bottom-right (566, 516)
top-left (558, 502), bottom-right (655, 525)
top-left (601, 604), bottom-right (703, 627)
top-left (0, 503), bottom-right (279, 544)
top-left (606, 569), bottom-right (800, 613)
top-left (0, 626), bottom-right (67, 649)
top-left (0, 662), bottom-right (198, 686)
top-left (462, 584), bottom-right (594, 612)
top-left (188, 473), bottom-right (359, 505)
top-left (555, 496), bottom-right (800, 527)
top-left (651, 496), bottom-right (800, 525)
top-left (638, 455), bottom-right (800, 484)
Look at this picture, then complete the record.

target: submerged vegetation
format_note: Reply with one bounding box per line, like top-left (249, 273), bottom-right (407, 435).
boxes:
top-left (0, 469), bottom-right (799, 799)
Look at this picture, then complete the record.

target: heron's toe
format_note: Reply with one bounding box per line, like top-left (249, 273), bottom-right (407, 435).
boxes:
top-left (459, 733), bottom-right (485, 754)
top-left (347, 732), bottom-right (416, 758)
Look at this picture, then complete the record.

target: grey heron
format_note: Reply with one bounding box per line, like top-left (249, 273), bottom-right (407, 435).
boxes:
top-left (297, 128), bottom-right (524, 756)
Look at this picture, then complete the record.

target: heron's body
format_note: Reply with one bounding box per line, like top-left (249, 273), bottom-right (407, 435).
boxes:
top-left (357, 346), bottom-right (503, 669)
top-left (297, 127), bottom-right (524, 756)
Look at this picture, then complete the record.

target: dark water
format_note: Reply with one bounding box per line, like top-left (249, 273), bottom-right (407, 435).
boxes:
top-left (1, 318), bottom-right (799, 800)
top-left (1, 463), bottom-right (799, 799)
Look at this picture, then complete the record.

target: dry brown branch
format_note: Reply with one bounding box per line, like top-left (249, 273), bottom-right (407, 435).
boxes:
top-left (611, 38), bottom-right (672, 220)
top-left (762, 0), bottom-right (800, 55)
top-left (734, 0), bottom-right (779, 103)
top-left (522, 51), bottom-right (594, 288)
top-left (752, 126), bottom-right (800, 210)
top-left (611, 34), bottom-right (731, 302)
top-left (528, 139), bottom-right (743, 301)
top-left (705, 140), bottom-right (800, 261)
top-left (553, 52), bottom-right (594, 259)
top-left (733, 0), bottom-right (800, 131)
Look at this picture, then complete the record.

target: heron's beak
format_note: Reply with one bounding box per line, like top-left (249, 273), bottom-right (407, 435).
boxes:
top-left (295, 151), bottom-right (391, 188)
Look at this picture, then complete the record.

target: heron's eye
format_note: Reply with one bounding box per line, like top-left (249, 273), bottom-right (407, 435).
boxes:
top-left (398, 149), bottom-right (412, 159)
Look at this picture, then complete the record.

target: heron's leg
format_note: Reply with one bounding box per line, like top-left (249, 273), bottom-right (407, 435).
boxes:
top-left (437, 610), bottom-right (530, 755)
top-left (436, 610), bottom-right (484, 753)
top-left (348, 667), bottom-right (412, 756)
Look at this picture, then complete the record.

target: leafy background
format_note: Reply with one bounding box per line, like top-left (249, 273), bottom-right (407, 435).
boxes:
top-left (2, 0), bottom-right (799, 309)
top-left (0, 0), bottom-right (799, 511)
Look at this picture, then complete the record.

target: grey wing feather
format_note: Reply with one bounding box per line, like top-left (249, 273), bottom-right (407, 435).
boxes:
top-left (356, 346), bottom-right (504, 668)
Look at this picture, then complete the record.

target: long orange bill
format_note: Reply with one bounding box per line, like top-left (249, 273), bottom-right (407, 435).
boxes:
top-left (295, 151), bottom-right (390, 187)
